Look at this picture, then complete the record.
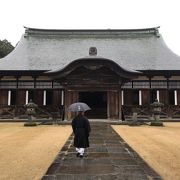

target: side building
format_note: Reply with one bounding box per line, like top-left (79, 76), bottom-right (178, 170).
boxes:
top-left (0, 27), bottom-right (180, 120)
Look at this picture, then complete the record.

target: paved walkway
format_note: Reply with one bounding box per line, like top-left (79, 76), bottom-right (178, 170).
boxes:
top-left (42, 123), bottom-right (162, 180)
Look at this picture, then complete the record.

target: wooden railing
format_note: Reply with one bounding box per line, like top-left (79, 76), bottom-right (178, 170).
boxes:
top-left (122, 105), bottom-right (180, 119)
top-left (1, 104), bottom-right (180, 119)
top-left (0, 105), bottom-right (64, 120)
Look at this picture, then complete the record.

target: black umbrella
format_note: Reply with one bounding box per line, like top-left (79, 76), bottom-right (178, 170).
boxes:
top-left (68, 102), bottom-right (91, 112)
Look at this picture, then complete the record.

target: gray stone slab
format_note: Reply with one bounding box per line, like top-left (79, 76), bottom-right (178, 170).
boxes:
top-left (89, 140), bottom-right (104, 144)
top-left (115, 173), bottom-right (148, 180)
top-left (56, 174), bottom-right (118, 180)
top-left (89, 144), bottom-right (106, 148)
top-left (60, 145), bottom-right (70, 151)
top-left (41, 175), bottom-right (56, 180)
top-left (56, 165), bottom-right (114, 174)
top-left (107, 147), bottom-right (128, 153)
top-left (56, 174), bottom-right (91, 180)
top-left (112, 158), bottom-right (138, 166)
top-left (61, 158), bottom-right (111, 166)
top-left (87, 152), bottom-right (110, 158)
top-left (109, 153), bottom-right (131, 158)
top-left (87, 146), bottom-right (108, 153)
top-left (137, 162), bottom-right (162, 179)
top-left (115, 166), bottom-right (147, 176)
top-left (104, 140), bottom-right (122, 144)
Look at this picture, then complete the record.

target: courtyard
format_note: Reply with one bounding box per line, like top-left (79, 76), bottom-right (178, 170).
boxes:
top-left (0, 122), bottom-right (180, 179)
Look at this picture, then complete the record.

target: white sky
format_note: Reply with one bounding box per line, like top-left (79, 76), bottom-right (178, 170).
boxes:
top-left (1, 0), bottom-right (180, 55)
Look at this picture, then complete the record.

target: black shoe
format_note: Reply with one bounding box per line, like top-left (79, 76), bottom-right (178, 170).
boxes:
top-left (79, 154), bottom-right (83, 158)
top-left (76, 153), bottom-right (80, 157)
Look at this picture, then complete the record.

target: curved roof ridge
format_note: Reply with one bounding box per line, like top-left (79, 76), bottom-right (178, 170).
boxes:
top-left (24, 26), bottom-right (160, 37)
top-left (46, 56), bottom-right (140, 74)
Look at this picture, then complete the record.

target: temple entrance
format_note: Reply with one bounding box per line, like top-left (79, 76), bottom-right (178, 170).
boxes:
top-left (79, 91), bottom-right (107, 119)
top-left (50, 58), bottom-right (139, 120)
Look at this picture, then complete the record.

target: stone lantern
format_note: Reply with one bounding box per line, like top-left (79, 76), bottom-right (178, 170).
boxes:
top-left (24, 99), bottom-right (38, 126)
top-left (150, 99), bottom-right (164, 126)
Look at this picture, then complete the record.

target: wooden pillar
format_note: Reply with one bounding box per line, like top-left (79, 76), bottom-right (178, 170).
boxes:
top-left (17, 90), bottom-right (26, 105)
top-left (43, 90), bottom-right (46, 106)
top-left (141, 89), bottom-right (150, 105)
top-left (121, 90), bottom-right (124, 105)
top-left (177, 90), bottom-right (180, 105)
top-left (174, 90), bottom-right (177, 105)
top-left (118, 89), bottom-right (122, 120)
top-left (159, 89), bottom-right (168, 105)
top-left (35, 90), bottom-right (43, 105)
top-left (107, 92), bottom-right (110, 119)
top-left (25, 90), bottom-right (28, 104)
top-left (124, 90), bottom-right (133, 105)
top-left (107, 91), bottom-right (119, 119)
top-left (157, 90), bottom-right (160, 102)
top-left (61, 90), bottom-right (64, 106)
top-left (64, 90), bottom-right (79, 120)
top-left (53, 90), bottom-right (62, 106)
top-left (15, 76), bottom-right (19, 116)
top-left (8, 90), bottom-right (11, 106)
top-left (139, 90), bottom-right (142, 105)
top-left (0, 90), bottom-right (8, 105)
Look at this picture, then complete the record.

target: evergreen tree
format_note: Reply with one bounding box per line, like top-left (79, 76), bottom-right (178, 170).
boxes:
top-left (0, 39), bottom-right (14, 58)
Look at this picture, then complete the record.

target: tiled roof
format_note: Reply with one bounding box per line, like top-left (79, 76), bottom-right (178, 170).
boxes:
top-left (0, 27), bottom-right (180, 71)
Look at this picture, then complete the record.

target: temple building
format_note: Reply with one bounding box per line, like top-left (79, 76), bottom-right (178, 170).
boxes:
top-left (1, 27), bottom-right (180, 120)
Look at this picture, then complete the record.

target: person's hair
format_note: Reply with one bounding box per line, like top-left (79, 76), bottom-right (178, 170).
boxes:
top-left (76, 111), bottom-right (84, 116)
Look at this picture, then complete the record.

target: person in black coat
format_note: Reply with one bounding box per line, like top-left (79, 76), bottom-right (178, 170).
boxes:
top-left (71, 111), bottom-right (91, 158)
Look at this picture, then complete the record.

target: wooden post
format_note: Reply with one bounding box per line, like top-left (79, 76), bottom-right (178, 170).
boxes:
top-left (64, 89), bottom-right (79, 120)
top-left (119, 89), bottom-right (122, 120)
top-left (107, 91), bottom-right (110, 119)
top-left (64, 89), bottom-right (68, 120)
top-left (107, 90), bottom-right (119, 120)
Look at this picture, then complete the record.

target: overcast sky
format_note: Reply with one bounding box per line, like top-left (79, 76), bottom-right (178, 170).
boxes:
top-left (1, 0), bottom-right (180, 55)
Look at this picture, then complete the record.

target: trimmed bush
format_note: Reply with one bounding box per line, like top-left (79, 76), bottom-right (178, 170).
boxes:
top-left (24, 122), bottom-right (37, 126)
top-left (129, 120), bottom-right (141, 126)
top-left (150, 120), bottom-right (164, 126)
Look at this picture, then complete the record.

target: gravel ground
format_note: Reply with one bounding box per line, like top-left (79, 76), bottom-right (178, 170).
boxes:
top-left (112, 122), bottom-right (180, 180)
top-left (0, 123), bottom-right (72, 180)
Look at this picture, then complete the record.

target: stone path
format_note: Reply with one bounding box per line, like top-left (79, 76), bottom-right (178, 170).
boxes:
top-left (42, 123), bottom-right (162, 180)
